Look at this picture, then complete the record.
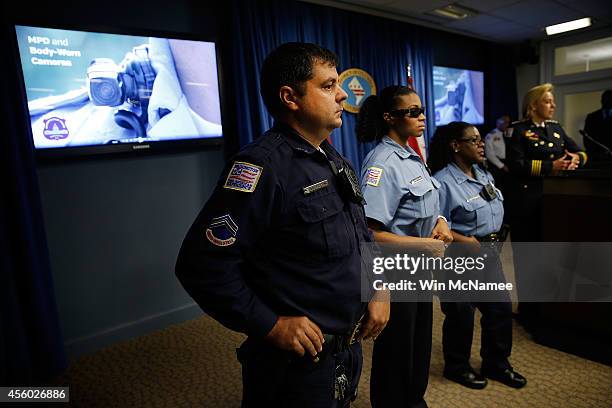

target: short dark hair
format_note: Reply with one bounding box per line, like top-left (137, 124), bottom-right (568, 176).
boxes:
top-left (260, 42), bottom-right (339, 117)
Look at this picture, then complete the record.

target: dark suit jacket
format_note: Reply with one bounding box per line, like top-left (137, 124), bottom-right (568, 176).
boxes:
top-left (584, 109), bottom-right (612, 161)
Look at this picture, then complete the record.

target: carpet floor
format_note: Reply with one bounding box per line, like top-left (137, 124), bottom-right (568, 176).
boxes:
top-left (54, 300), bottom-right (612, 408)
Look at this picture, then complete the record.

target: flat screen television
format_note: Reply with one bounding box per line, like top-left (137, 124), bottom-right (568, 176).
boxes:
top-left (13, 24), bottom-right (224, 158)
top-left (433, 65), bottom-right (484, 126)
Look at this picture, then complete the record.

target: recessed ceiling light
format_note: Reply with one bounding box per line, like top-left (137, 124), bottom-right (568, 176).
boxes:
top-left (430, 4), bottom-right (478, 20)
top-left (546, 18), bottom-right (592, 35)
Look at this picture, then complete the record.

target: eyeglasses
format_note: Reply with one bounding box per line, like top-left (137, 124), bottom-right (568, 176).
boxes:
top-left (459, 137), bottom-right (484, 146)
top-left (389, 106), bottom-right (426, 118)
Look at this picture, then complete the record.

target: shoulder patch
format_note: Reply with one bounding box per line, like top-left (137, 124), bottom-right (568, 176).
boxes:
top-left (224, 161), bottom-right (263, 193)
top-left (366, 166), bottom-right (383, 186)
top-left (206, 214), bottom-right (238, 246)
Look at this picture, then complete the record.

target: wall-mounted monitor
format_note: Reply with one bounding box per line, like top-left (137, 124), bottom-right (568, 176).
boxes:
top-left (433, 65), bottom-right (484, 126)
top-left (14, 24), bottom-right (224, 158)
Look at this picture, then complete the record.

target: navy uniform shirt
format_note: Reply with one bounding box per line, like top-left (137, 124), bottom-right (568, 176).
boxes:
top-left (506, 119), bottom-right (587, 215)
top-left (507, 119), bottom-right (587, 178)
top-left (434, 163), bottom-right (504, 237)
top-left (360, 136), bottom-right (441, 238)
top-left (175, 123), bottom-right (370, 338)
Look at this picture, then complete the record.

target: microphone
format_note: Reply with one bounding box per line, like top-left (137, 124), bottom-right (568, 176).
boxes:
top-left (580, 130), bottom-right (612, 159)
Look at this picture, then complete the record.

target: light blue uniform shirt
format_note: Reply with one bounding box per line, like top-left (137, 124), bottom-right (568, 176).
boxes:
top-left (434, 163), bottom-right (504, 237)
top-left (360, 136), bottom-right (441, 238)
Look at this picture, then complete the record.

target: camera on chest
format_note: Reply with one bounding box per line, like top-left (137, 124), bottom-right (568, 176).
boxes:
top-left (328, 160), bottom-right (365, 205)
top-left (480, 182), bottom-right (498, 201)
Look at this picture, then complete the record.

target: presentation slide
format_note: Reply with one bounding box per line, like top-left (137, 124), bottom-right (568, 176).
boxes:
top-left (433, 66), bottom-right (484, 126)
top-left (15, 25), bottom-right (223, 149)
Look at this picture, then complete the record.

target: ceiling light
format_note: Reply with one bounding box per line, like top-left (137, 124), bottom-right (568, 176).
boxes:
top-left (546, 18), bottom-right (592, 35)
top-left (430, 4), bottom-right (478, 20)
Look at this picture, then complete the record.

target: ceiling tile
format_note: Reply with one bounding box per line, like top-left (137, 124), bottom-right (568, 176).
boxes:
top-left (490, 0), bottom-right (585, 29)
top-left (456, 0), bottom-right (523, 13)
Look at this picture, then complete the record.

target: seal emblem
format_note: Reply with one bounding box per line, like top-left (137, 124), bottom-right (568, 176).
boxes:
top-left (339, 68), bottom-right (376, 113)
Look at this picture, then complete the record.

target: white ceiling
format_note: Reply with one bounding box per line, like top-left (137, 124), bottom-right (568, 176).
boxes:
top-left (303, 0), bottom-right (612, 44)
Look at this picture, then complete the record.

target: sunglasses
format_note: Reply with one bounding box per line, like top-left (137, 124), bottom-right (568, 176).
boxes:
top-left (389, 106), bottom-right (426, 118)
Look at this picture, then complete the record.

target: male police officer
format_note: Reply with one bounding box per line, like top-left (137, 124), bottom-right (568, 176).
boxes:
top-left (175, 42), bottom-right (389, 407)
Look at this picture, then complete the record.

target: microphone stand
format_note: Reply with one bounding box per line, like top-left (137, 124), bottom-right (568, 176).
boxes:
top-left (580, 130), bottom-right (612, 159)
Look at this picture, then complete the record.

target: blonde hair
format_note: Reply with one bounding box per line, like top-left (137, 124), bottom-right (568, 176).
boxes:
top-left (522, 83), bottom-right (554, 119)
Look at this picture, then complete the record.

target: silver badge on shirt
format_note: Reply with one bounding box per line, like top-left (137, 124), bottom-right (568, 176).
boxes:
top-left (410, 176), bottom-right (424, 185)
top-left (303, 179), bottom-right (329, 195)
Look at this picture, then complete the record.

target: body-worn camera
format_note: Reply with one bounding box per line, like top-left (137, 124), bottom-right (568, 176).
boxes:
top-left (480, 182), bottom-right (498, 201)
top-left (87, 45), bottom-right (156, 110)
top-left (327, 159), bottom-right (365, 205)
top-left (87, 45), bottom-right (156, 137)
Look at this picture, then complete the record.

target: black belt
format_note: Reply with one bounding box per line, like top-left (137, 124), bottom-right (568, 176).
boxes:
top-left (476, 224), bottom-right (510, 243)
top-left (321, 315), bottom-right (363, 355)
top-left (476, 233), bottom-right (503, 242)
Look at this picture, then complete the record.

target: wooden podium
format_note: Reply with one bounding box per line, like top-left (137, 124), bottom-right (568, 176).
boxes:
top-left (536, 165), bottom-right (612, 365)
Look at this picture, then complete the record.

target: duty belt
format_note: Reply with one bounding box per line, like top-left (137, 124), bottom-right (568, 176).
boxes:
top-left (321, 315), bottom-right (363, 355)
top-left (476, 224), bottom-right (510, 243)
top-left (476, 232), bottom-right (504, 242)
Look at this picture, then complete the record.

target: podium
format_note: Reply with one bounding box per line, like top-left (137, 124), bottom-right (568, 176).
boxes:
top-left (535, 165), bottom-right (612, 365)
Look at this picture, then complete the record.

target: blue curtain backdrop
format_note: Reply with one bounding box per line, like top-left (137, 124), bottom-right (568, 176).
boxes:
top-left (1, 20), bottom-right (66, 384)
top-left (232, 0), bottom-right (435, 172)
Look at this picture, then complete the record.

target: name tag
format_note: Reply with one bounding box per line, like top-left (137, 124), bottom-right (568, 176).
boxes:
top-left (467, 195), bottom-right (481, 202)
top-left (303, 179), bottom-right (329, 195)
top-left (410, 176), bottom-right (424, 185)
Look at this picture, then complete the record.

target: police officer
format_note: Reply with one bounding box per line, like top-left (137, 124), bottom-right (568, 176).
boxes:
top-left (175, 42), bottom-right (389, 408)
top-left (357, 86), bottom-right (453, 408)
top-left (428, 121), bottom-right (527, 390)
top-left (484, 115), bottom-right (512, 191)
top-left (506, 83), bottom-right (586, 328)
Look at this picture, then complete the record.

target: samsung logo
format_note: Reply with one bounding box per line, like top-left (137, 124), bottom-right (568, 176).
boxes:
top-left (133, 144), bottom-right (151, 150)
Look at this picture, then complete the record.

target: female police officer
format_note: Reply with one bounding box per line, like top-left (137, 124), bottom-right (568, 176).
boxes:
top-left (506, 83), bottom-right (587, 329)
top-left (357, 85), bottom-right (452, 408)
top-left (428, 121), bottom-right (527, 390)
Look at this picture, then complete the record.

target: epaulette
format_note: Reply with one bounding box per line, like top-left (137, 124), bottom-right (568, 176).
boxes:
top-left (236, 131), bottom-right (285, 163)
top-left (509, 119), bottom-right (528, 127)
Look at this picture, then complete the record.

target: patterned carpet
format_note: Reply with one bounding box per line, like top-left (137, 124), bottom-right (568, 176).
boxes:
top-left (54, 301), bottom-right (612, 408)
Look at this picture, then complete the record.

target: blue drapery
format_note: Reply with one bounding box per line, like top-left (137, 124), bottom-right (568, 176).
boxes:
top-left (232, 0), bottom-right (435, 171)
top-left (1, 22), bottom-right (66, 384)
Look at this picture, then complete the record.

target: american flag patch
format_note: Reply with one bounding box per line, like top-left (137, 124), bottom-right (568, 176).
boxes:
top-left (366, 167), bottom-right (383, 186)
top-left (224, 161), bottom-right (263, 193)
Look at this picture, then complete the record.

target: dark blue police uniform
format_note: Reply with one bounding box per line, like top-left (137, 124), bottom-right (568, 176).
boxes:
top-left (506, 119), bottom-right (586, 327)
top-left (176, 122), bottom-right (370, 407)
top-left (435, 163), bottom-right (513, 377)
top-left (506, 119), bottom-right (586, 227)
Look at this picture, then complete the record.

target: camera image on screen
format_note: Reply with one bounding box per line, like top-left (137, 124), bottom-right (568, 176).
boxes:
top-left (88, 45), bottom-right (155, 110)
top-left (433, 66), bottom-right (484, 126)
top-left (15, 25), bottom-right (224, 151)
top-left (87, 45), bottom-right (156, 136)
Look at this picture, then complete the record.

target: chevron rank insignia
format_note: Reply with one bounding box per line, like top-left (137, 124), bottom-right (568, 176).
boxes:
top-left (206, 214), bottom-right (238, 246)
